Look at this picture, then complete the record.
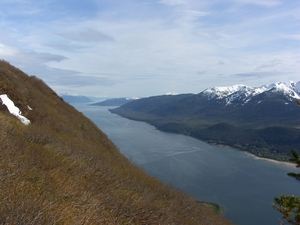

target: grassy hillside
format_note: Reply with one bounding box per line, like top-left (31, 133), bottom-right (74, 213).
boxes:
top-left (0, 61), bottom-right (233, 224)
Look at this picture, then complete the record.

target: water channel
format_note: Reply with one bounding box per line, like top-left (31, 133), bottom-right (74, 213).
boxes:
top-left (73, 104), bottom-right (300, 225)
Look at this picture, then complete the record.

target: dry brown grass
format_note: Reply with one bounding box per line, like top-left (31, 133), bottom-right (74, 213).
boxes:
top-left (0, 60), bottom-right (234, 225)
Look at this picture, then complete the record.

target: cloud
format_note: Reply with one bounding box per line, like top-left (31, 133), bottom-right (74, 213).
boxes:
top-left (197, 70), bottom-right (206, 75)
top-left (22, 64), bottom-right (116, 88)
top-left (26, 52), bottom-right (67, 63)
top-left (0, 1), bottom-right (42, 17)
top-left (233, 0), bottom-right (282, 7)
top-left (56, 75), bottom-right (116, 87)
top-left (59, 29), bottom-right (115, 43)
top-left (0, 0), bottom-right (299, 97)
top-left (13, 51), bottom-right (67, 67)
top-left (232, 71), bottom-right (283, 79)
top-left (0, 44), bottom-right (67, 65)
top-left (158, 0), bottom-right (187, 6)
top-left (184, 10), bottom-right (211, 17)
top-left (45, 43), bottom-right (86, 52)
top-left (1, 0), bottom-right (30, 3)
top-left (255, 59), bottom-right (282, 70)
top-left (0, 44), bottom-right (17, 56)
top-left (282, 34), bottom-right (300, 41)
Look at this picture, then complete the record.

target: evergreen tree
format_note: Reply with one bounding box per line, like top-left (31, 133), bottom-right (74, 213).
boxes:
top-left (273, 150), bottom-right (300, 225)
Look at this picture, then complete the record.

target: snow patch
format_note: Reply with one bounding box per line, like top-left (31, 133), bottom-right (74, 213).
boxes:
top-left (126, 97), bottom-right (140, 100)
top-left (165, 92), bottom-right (178, 96)
top-left (203, 84), bottom-right (248, 99)
top-left (0, 94), bottom-right (31, 125)
top-left (257, 81), bottom-right (300, 99)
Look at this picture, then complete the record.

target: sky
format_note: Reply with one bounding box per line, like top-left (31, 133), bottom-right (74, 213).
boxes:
top-left (0, 0), bottom-right (299, 98)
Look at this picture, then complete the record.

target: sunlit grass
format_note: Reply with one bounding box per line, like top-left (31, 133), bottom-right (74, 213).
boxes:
top-left (0, 60), bottom-right (234, 224)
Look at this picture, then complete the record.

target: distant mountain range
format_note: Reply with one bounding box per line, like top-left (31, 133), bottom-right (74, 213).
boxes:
top-left (91, 97), bottom-right (139, 106)
top-left (110, 81), bottom-right (300, 161)
top-left (60, 94), bottom-right (93, 103)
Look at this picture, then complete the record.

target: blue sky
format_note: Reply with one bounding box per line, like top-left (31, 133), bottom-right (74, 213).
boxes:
top-left (0, 0), bottom-right (299, 98)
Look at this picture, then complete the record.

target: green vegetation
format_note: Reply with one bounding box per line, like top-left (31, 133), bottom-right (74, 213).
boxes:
top-left (110, 97), bottom-right (300, 161)
top-left (0, 60), bottom-right (233, 224)
top-left (273, 150), bottom-right (300, 224)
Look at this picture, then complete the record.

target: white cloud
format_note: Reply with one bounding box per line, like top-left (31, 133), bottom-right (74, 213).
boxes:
top-left (159, 0), bottom-right (187, 6)
top-left (1, 0), bottom-right (29, 2)
top-left (59, 29), bottom-right (115, 43)
top-left (45, 43), bottom-right (86, 52)
top-left (0, 0), bottom-right (299, 97)
top-left (184, 10), bottom-right (210, 17)
top-left (256, 59), bottom-right (282, 70)
top-left (13, 51), bottom-right (67, 65)
top-left (282, 34), bottom-right (300, 41)
top-left (0, 44), bottom-right (17, 56)
top-left (233, 0), bottom-right (282, 7)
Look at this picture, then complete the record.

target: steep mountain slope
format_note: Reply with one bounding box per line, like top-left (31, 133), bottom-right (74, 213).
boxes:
top-left (111, 82), bottom-right (300, 161)
top-left (0, 61), bottom-right (233, 225)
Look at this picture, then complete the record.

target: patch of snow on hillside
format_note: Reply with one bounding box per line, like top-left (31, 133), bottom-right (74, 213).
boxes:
top-left (225, 85), bottom-right (255, 105)
top-left (126, 97), bottom-right (140, 100)
top-left (0, 94), bottom-right (31, 125)
top-left (165, 92), bottom-right (178, 96)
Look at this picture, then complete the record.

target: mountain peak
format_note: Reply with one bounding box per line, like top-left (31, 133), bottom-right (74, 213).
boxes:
top-left (201, 81), bottom-right (300, 105)
top-left (259, 81), bottom-right (300, 99)
top-left (202, 84), bottom-right (251, 99)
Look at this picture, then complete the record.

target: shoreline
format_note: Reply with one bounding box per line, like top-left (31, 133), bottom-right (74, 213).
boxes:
top-left (244, 152), bottom-right (295, 167)
top-left (209, 142), bottom-right (296, 168)
top-left (109, 109), bottom-right (297, 168)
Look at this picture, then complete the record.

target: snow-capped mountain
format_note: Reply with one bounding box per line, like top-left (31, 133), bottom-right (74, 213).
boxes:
top-left (202, 81), bottom-right (300, 106)
top-left (112, 81), bottom-right (300, 160)
top-left (112, 80), bottom-right (300, 127)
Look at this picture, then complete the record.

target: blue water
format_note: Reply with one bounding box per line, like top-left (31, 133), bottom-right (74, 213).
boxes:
top-left (73, 104), bottom-right (300, 225)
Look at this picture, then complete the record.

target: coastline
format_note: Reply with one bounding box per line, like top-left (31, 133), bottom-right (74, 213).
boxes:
top-left (244, 152), bottom-right (295, 167)
top-left (109, 110), bottom-right (297, 168)
top-left (209, 142), bottom-right (296, 167)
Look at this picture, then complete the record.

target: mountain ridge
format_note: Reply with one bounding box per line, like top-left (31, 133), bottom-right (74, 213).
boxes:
top-left (91, 97), bottom-right (139, 106)
top-left (110, 81), bottom-right (300, 161)
top-left (202, 81), bottom-right (300, 106)
top-left (60, 94), bottom-right (93, 103)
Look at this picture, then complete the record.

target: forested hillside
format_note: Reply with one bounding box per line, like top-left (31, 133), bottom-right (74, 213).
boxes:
top-left (0, 60), bottom-right (233, 224)
top-left (110, 88), bottom-right (300, 161)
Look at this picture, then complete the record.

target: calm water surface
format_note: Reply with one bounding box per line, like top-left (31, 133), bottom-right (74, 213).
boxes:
top-left (74, 104), bottom-right (300, 225)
